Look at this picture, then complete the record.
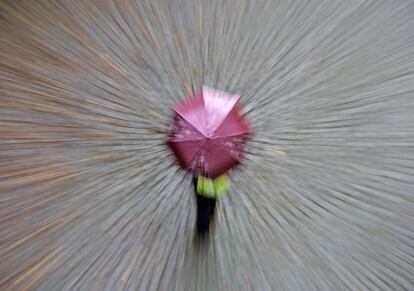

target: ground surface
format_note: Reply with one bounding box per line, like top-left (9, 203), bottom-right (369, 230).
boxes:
top-left (1, 1), bottom-right (414, 290)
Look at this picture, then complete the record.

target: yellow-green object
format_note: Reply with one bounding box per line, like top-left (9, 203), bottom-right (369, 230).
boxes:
top-left (196, 175), bottom-right (230, 198)
top-left (197, 176), bottom-right (215, 197)
top-left (214, 175), bottom-right (230, 196)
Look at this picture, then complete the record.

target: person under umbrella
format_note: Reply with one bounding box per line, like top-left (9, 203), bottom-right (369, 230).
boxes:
top-left (167, 86), bottom-right (252, 234)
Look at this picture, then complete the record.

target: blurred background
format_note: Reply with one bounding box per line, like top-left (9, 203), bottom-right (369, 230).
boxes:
top-left (1, 0), bottom-right (414, 290)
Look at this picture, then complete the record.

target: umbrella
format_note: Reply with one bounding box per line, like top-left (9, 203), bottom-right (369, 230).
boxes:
top-left (167, 86), bottom-right (252, 178)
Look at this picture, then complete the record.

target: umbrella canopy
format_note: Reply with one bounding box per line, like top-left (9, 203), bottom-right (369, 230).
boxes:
top-left (167, 86), bottom-right (252, 178)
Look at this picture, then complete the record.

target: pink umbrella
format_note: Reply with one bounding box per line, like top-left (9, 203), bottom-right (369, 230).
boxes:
top-left (167, 86), bottom-right (252, 178)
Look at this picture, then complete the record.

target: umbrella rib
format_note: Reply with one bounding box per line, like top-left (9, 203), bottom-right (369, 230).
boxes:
top-left (210, 131), bottom-right (251, 140)
top-left (207, 102), bottom-right (239, 135)
top-left (175, 111), bottom-right (207, 139)
top-left (187, 140), bottom-right (208, 175)
top-left (170, 110), bottom-right (208, 142)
